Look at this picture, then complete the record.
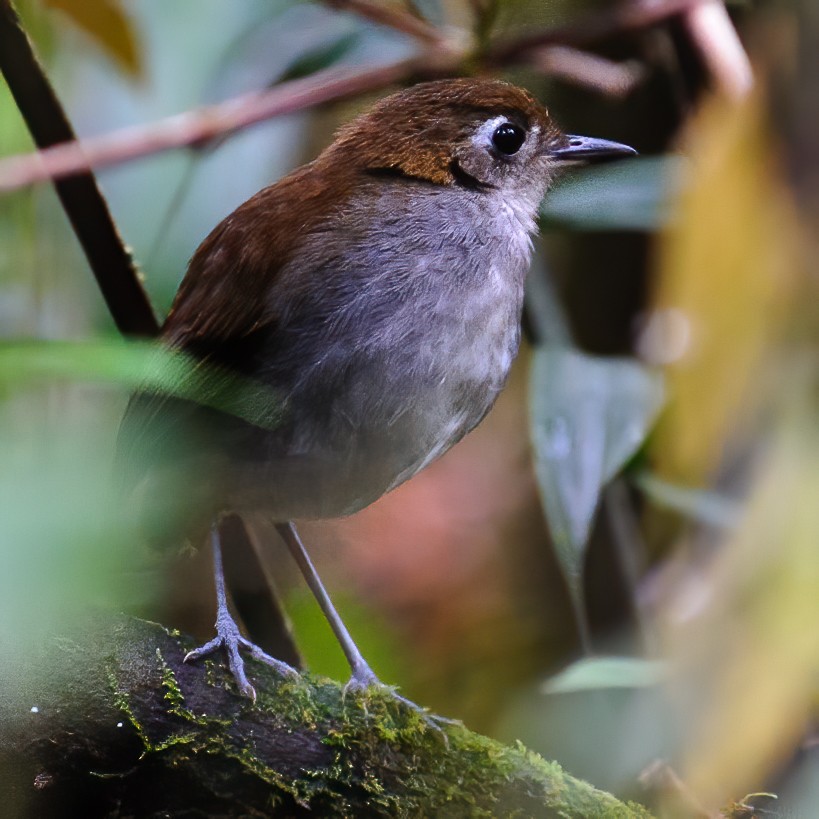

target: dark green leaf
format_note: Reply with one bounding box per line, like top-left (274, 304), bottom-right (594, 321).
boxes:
top-left (529, 347), bottom-right (664, 589)
top-left (279, 31), bottom-right (361, 83)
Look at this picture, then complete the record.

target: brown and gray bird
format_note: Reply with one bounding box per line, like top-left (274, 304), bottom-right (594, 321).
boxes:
top-left (119, 78), bottom-right (635, 702)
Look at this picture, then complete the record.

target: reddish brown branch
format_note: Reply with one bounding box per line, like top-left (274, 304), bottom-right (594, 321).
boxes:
top-left (0, 59), bottom-right (426, 192)
top-left (527, 46), bottom-right (646, 98)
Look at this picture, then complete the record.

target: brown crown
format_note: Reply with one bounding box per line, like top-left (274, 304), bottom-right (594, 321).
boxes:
top-left (321, 78), bottom-right (561, 185)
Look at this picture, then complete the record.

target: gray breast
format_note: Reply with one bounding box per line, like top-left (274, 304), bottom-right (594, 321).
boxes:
top-left (262, 181), bottom-right (536, 515)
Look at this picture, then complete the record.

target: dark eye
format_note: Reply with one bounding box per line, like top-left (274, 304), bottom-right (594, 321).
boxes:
top-left (492, 122), bottom-right (526, 155)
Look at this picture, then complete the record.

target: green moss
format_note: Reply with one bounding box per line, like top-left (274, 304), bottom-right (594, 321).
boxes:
top-left (106, 665), bottom-right (151, 752)
top-left (255, 672), bottom-right (326, 727)
top-left (256, 673), bottom-right (651, 817)
top-left (221, 741), bottom-right (294, 796)
top-left (156, 647), bottom-right (202, 723)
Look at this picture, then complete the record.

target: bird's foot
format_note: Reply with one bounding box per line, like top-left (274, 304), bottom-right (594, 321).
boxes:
top-left (343, 663), bottom-right (459, 732)
top-left (184, 613), bottom-right (298, 701)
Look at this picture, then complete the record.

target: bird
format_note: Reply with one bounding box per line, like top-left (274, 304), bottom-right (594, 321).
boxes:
top-left (118, 77), bottom-right (636, 704)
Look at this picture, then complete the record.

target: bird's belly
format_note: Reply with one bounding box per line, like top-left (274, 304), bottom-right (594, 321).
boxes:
top-left (261, 300), bottom-right (522, 519)
top-left (264, 387), bottom-right (491, 519)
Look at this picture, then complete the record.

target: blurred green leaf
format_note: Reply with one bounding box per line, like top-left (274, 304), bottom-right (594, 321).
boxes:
top-left (500, 673), bottom-right (673, 794)
top-left (42, 0), bottom-right (143, 78)
top-left (541, 657), bottom-right (667, 694)
top-left (279, 31), bottom-right (361, 83)
top-left (0, 338), bottom-right (181, 388)
top-left (541, 155), bottom-right (687, 232)
top-left (0, 340), bottom-right (283, 429)
top-left (529, 347), bottom-right (664, 593)
top-left (634, 471), bottom-right (742, 529)
top-left (211, 5), bottom-right (368, 104)
top-left (0, 392), bottom-right (158, 680)
top-left (650, 97), bottom-right (794, 487)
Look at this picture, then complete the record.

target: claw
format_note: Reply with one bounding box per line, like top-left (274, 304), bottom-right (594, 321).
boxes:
top-left (188, 524), bottom-right (299, 700)
top-left (184, 610), bottom-right (298, 701)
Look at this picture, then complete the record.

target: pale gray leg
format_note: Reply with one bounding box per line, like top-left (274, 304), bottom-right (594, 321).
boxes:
top-left (184, 525), bottom-right (298, 700)
top-left (275, 521), bottom-right (377, 688)
top-left (275, 521), bottom-right (456, 726)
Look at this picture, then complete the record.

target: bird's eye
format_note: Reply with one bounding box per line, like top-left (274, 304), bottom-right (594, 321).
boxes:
top-left (491, 122), bottom-right (526, 155)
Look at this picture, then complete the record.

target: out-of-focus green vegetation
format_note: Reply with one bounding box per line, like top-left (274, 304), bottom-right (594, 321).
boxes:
top-left (541, 155), bottom-right (687, 231)
top-left (2, 1), bottom-right (819, 816)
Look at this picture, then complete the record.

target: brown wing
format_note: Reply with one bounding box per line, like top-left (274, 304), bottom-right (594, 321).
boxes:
top-left (162, 162), bottom-right (331, 364)
top-left (116, 161), bottom-right (352, 532)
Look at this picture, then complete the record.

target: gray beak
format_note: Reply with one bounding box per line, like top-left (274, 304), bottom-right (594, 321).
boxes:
top-left (549, 135), bottom-right (637, 163)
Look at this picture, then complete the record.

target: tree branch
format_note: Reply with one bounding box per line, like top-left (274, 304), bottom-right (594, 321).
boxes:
top-left (526, 46), bottom-right (646, 98)
top-left (0, 58), bottom-right (427, 192)
top-left (0, 616), bottom-right (652, 818)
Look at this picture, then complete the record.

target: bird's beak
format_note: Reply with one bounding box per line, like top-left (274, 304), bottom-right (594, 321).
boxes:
top-left (548, 135), bottom-right (637, 163)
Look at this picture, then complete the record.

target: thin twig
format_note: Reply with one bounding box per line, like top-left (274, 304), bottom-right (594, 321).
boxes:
top-left (0, 59), bottom-right (427, 192)
top-left (527, 45), bottom-right (646, 98)
top-left (0, 0), bottom-right (157, 336)
top-left (324, 0), bottom-right (446, 45)
top-left (638, 760), bottom-right (715, 818)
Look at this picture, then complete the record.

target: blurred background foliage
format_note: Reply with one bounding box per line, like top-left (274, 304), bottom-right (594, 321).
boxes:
top-left (1, 0), bottom-right (818, 815)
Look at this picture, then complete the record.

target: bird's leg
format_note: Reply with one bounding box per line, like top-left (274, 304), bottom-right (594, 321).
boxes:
top-left (274, 521), bottom-right (377, 688)
top-left (184, 524), bottom-right (298, 700)
top-left (275, 521), bottom-right (456, 726)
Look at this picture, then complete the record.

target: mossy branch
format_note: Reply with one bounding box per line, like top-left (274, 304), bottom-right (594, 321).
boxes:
top-left (0, 616), bottom-right (651, 817)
